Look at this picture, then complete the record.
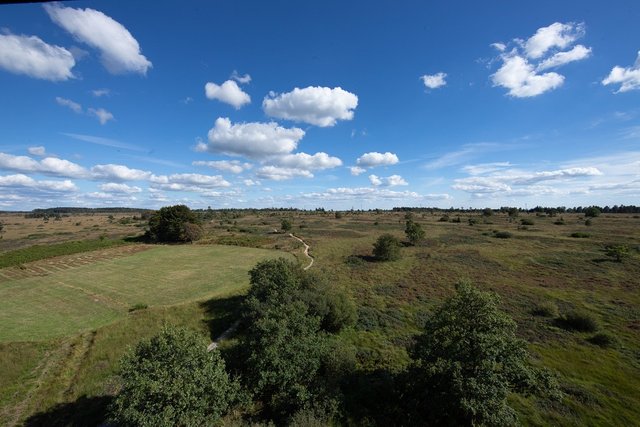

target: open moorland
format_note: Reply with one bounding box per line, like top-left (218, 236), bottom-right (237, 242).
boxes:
top-left (0, 208), bottom-right (639, 425)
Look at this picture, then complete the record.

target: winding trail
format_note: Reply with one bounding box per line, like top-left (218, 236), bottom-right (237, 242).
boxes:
top-left (289, 233), bottom-right (314, 270)
top-left (207, 233), bottom-right (314, 351)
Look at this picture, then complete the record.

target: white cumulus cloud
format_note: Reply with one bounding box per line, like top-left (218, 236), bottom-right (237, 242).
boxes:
top-left (491, 22), bottom-right (590, 98)
top-left (537, 45), bottom-right (592, 71)
top-left (192, 160), bottom-right (252, 174)
top-left (255, 166), bottom-right (314, 181)
top-left (420, 72), bottom-right (447, 89)
top-left (88, 107), bottom-right (114, 125)
top-left (349, 166), bottom-right (366, 176)
top-left (273, 152), bottom-right (342, 171)
top-left (204, 80), bottom-right (251, 109)
top-left (263, 86), bottom-right (358, 127)
top-left (0, 33), bottom-right (75, 81)
top-left (0, 174), bottom-right (77, 192)
top-left (602, 51), bottom-right (640, 93)
top-left (356, 152), bottom-right (399, 168)
top-left (524, 22), bottom-right (585, 59)
top-left (56, 97), bottom-right (83, 113)
top-left (99, 182), bottom-right (142, 193)
top-left (205, 117), bottom-right (305, 160)
top-left (91, 164), bottom-right (151, 181)
top-left (369, 174), bottom-right (408, 187)
top-left (45, 3), bottom-right (152, 75)
top-left (28, 146), bottom-right (46, 157)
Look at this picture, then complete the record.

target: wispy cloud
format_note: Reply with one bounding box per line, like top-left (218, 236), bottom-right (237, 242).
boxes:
top-left (62, 133), bottom-right (148, 152)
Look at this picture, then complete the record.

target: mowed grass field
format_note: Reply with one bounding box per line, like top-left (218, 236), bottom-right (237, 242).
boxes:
top-left (0, 244), bottom-right (288, 342)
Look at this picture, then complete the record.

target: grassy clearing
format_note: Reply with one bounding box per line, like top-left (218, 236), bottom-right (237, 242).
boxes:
top-left (0, 239), bottom-right (128, 269)
top-left (0, 245), bottom-right (290, 342)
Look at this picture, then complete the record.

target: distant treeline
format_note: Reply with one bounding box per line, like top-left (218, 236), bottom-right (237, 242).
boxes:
top-left (22, 207), bottom-right (153, 218)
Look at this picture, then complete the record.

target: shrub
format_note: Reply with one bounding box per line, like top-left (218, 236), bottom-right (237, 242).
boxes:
top-left (128, 303), bottom-right (148, 312)
top-left (109, 326), bottom-right (238, 426)
top-left (584, 206), bottom-right (601, 218)
top-left (482, 208), bottom-right (493, 217)
top-left (281, 218), bottom-right (292, 232)
top-left (334, 211), bottom-right (343, 219)
top-left (520, 218), bottom-right (534, 226)
top-left (373, 234), bottom-right (401, 261)
top-left (587, 333), bottom-right (617, 348)
top-left (570, 232), bottom-right (590, 238)
top-left (556, 311), bottom-right (599, 332)
top-left (405, 220), bottom-right (425, 245)
top-left (554, 218), bottom-right (565, 225)
top-left (494, 231), bottom-right (512, 239)
top-left (604, 244), bottom-right (629, 262)
top-left (585, 218), bottom-right (593, 226)
top-left (468, 218), bottom-right (478, 226)
top-left (531, 301), bottom-right (559, 317)
top-left (438, 215), bottom-right (450, 222)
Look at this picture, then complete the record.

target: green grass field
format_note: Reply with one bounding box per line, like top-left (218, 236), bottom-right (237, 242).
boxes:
top-left (0, 245), bottom-right (289, 342)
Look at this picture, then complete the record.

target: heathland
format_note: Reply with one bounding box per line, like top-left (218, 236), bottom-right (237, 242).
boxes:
top-left (0, 208), bottom-right (638, 425)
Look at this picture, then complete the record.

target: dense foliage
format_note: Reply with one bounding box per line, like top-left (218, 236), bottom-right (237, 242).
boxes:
top-left (404, 220), bottom-right (425, 245)
top-left (241, 258), bottom-right (355, 420)
top-left (372, 233), bottom-right (401, 261)
top-left (109, 326), bottom-right (238, 426)
top-left (406, 282), bottom-right (559, 426)
top-left (148, 204), bottom-right (203, 243)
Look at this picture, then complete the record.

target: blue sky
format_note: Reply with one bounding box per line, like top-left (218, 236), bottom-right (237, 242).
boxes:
top-left (0, 1), bottom-right (639, 210)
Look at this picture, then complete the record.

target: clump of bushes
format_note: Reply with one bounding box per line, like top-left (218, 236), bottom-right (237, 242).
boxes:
top-left (520, 218), bottom-right (534, 226)
top-left (554, 218), bottom-right (565, 225)
top-left (373, 234), bottom-right (401, 261)
top-left (129, 303), bottom-right (148, 312)
top-left (587, 332), bottom-right (617, 348)
top-left (604, 244), bottom-right (629, 262)
top-left (570, 232), bottom-right (590, 238)
top-left (556, 311), bottom-right (599, 332)
top-left (438, 215), bottom-right (450, 222)
top-left (531, 301), bottom-right (559, 317)
top-left (585, 218), bottom-right (593, 226)
top-left (494, 231), bottom-right (512, 239)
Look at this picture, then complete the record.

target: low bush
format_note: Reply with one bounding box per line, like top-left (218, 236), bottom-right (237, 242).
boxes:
top-left (129, 303), bottom-right (148, 312)
top-left (520, 218), bottom-right (535, 226)
top-left (587, 333), bottom-right (617, 348)
top-left (531, 301), bottom-right (559, 317)
top-left (494, 231), bottom-right (512, 239)
top-left (570, 232), bottom-right (590, 238)
top-left (556, 311), bottom-right (599, 332)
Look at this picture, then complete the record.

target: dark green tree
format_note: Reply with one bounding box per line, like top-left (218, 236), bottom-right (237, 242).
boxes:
top-left (584, 206), bottom-right (601, 218)
top-left (243, 301), bottom-right (329, 418)
top-left (281, 218), bottom-right (293, 232)
top-left (109, 326), bottom-right (238, 427)
top-left (405, 220), bottom-right (425, 246)
top-left (373, 234), bottom-right (401, 261)
top-left (407, 282), bottom-right (559, 426)
top-left (148, 204), bottom-right (201, 243)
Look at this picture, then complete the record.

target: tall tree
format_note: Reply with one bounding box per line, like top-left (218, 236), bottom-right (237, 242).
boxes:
top-left (407, 282), bottom-right (559, 426)
top-left (109, 326), bottom-right (238, 427)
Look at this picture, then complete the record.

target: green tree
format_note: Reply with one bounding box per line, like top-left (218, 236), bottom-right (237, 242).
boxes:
top-left (584, 206), bottom-right (601, 218)
top-left (148, 204), bottom-right (201, 243)
top-left (405, 220), bottom-right (425, 246)
top-left (244, 301), bottom-right (328, 418)
top-left (373, 234), bottom-right (401, 261)
top-left (281, 218), bottom-right (293, 232)
top-left (109, 326), bottom-right (238, 427)
top-left (408, 282), bottom-right (559, 426)
top-left (482, 208), bottom-right (494, 217)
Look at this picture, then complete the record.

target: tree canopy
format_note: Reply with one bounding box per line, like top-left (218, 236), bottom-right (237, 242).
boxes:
top-left (147, 204), bottom-right (203, 243)
top-left (109, 326), bottom-right (238, 427)
top-left (407, 282), bottom-right (559, 426)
